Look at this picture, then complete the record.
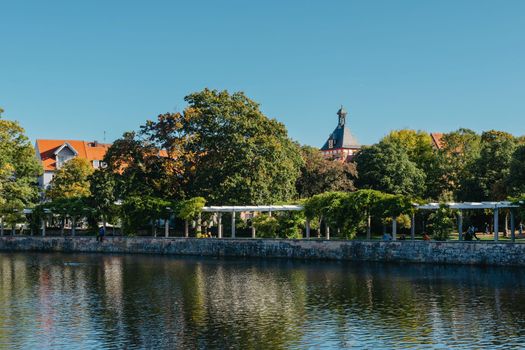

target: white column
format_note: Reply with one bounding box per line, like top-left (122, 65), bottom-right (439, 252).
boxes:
top-left (410, 213), bottom-right (415, 240)
top-left (325, 225), bottom-right (330, 240)
top-left (458, 211), bottom-right (463, 241)
top-left (392, 217), bottom-right (397, 240)
top-left (251, 212), bottom-right (256, 238)
top-left (164, 217), bottom-right (169, 238)
top-left (494, 208), bottom-right (499, 242)
top-left (197, 213), bottom-right (202, 237)
top-left (305, 219), bottom-right (310, 239)
top-left (218, 213), bottom-right (223, 238)
top-left (42, 219), bottom-right (46, 237)
top-left (367, 214), bottom-right (372, 240)
top-left (231, 211), bottom-right (236, 238)
top-left (0, 216), bottom-right (3, 236)
top-left (72, 217), bottom-right (76, 237)
top-left (184, 220), bottom-right (189, 238)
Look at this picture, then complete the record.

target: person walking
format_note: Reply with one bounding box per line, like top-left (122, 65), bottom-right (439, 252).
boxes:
top-left (97, 226), bottom-right (106, 242)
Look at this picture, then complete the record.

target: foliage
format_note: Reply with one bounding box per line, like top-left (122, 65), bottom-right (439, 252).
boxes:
top-left (182, 89), bottom-right (303, 205)
top-left (46, 158), bottom-right (93, 200)
top-left (252, 214), bottom-right (280, 238)
top-left (459, 130), bottom-right (516, 201)
top-left (354, 140), bottom-right (426, 198)
top-left (507, 145), bottom-right (525, 197)
top-left (87, 169), bottom-right (119, 225)
top-left (427, 205), bottom-right (455, 241)
top-left (120, 196), bottom-right (172, 234)
top-left (0, 116), bottom-right (41, 226)
top-left (436, 128), bottom-right (481, 200)
top-left (176, 197), bottom-right (206, 221)
top-left (295, 145), bottom-right (356, 198)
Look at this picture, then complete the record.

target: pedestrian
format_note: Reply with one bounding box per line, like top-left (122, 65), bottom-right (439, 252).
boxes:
top-left (97, 226), bottom-right (106, 242)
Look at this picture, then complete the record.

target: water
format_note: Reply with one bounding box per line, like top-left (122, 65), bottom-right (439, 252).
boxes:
top-left (1, 253), bottom-right (525, 349)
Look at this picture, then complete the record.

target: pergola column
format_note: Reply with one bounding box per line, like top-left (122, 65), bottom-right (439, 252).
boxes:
top-left (41, 218), bottom-right (46, 237)
top-left (457, 211), bottom-right (463, 241)
top-left (494, 207), bottom-right (499, 242)
top-left (367, 214), bottom-right (372, 240)
top-left (164, 216), bottom-right (169, 238)
top-left (510, 210), bottom-right (516, 242)
top-left (410, 213), bottom-right (415, 240)
top-left (72, 217), bottom-right (76, 237)
top-left (218, 213), bottom-right (223, 238)
top-left (251, 212), bottom-right (256, 238)
top-left (0, 216), bottom-right (4, 236)
top-left (392, 217), bottom-right (397, 240)
top-left (305, 219), bottom-right (310, 239)
top-left (325, 225), bottom-right (330, 240)
top-left (231, 211), bottom-right (236, 238)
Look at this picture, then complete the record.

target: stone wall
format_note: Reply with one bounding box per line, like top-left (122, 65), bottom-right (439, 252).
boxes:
top-left (0, 236), bottom-right (524, 266)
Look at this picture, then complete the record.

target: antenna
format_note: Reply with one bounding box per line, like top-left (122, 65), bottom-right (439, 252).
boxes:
top-left (103, 130), bottom-right (106, 143)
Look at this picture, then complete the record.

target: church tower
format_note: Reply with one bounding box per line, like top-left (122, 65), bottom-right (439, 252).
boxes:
top-left (320, 106), bottom-right (361, 162)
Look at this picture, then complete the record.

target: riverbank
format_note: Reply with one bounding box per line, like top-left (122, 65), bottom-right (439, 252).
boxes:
top-left (1, 236), bottom-right (525, 266)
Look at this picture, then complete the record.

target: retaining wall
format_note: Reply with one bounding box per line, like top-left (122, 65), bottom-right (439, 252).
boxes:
top-left (1, 236), bottom-right (525, 266)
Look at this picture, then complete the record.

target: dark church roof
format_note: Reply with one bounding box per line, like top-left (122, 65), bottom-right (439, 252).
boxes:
top-left (321, 106), bottom-right (360, 150)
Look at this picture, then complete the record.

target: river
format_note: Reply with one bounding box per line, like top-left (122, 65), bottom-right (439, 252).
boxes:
top-left (0, 252), bottom-right (524, 349)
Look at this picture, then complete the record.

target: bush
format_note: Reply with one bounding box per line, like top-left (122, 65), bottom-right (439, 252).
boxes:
top-left (428, 205), bottom-right (455, 241)
top-left (252, 214), bottom-right (279, 238)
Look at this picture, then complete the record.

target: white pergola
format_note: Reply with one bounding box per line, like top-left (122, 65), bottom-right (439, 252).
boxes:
top-left (201, 205), bottom-right (304, 238)
top-left (416, 201), bottom-right (520, 241)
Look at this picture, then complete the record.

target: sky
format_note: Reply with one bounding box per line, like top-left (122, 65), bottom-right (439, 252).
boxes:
top-left (1, 0), bottom-right (524, 147)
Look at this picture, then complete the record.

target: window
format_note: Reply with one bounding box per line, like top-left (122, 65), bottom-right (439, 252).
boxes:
top-left (56, 155), bottom-right (74, 168)
top-left (328, 139), bottom-right (334, 149)
top-left (93, 160), bottom-right (100, 168)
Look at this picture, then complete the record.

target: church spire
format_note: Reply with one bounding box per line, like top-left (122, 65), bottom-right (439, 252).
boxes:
top-left (337, 105), bottom-right (347, 127)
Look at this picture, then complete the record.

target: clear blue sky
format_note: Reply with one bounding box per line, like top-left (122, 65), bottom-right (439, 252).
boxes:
top-left (1, 0), bottom-right (524, 147)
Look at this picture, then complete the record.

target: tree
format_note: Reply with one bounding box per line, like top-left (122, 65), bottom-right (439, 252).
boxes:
top-left (88, 169), bottom-right (118, 228)
top-left (120, 195), bottom-right (172, 236)
top-left (176, 197), bottom-right (206, 237)
top-left (382, 129), bottom-right (440, 199)
top-left (46, 158), bottom-right (93, 200)
top-left (354, 140), bottom-right (426, 198)
top-left (427, 205), bottom-right (455, 241)
top-left (459, 130), bottom-right (516, 201)
top-left (507, 145), bottom-right (525, 197)
top-left (0, 115), bottom-right (41, 229)
top-left (437, 128), bottom-right (481, 200)
top-left (295, 146), bottom-right (356, 198)
top-left (182, 89), bottom-right (303, 205)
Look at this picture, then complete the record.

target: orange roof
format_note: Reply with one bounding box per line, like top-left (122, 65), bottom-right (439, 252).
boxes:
top-left (36, 139), bottom-right (111, 171)
top-left (430, 132), bottom-right (444, 149)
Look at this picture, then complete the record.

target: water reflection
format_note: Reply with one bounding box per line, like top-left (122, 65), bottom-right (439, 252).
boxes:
top-left (0, 253), bottom-right (524, 349)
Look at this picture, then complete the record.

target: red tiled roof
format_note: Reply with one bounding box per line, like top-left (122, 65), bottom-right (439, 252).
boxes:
top-left (36, 139), bottom-right (111, 171)
top-left (430, 133), bottom-right (444, 149)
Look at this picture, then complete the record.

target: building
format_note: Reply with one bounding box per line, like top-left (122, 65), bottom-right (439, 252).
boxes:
top-left (320, 106), bottom-right (361, 162)
top-left (35, 139), bottom-right (111, 188)
top-left (430, 132), bottom-right (444, 149)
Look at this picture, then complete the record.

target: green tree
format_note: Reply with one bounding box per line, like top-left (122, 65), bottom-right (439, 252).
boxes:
top-left (427, 205), bottom-right (455, 241)
top-left (382, 129), bottom-right (440, 199)
top-left (459, 130), bottom-right (516, 201)
top-left (120, 195), bottom-right (172, 236)
top-left (0, 115), bottom-right (41, 229)
top-left (176, 197), bottom-right (206, 237)
top-left (295, 145), bottom-right (356, 198)
top-left (46, 158), bottom-right (94, 200)
top-left (507, 145), bottom-right (525, 196)
top-left (437, 128), bottom-right (481, 200)
top-left (354, 140), bottom-right (426, 197)
top-left (182, 89), bottom-right (303, 205)
top-left (88, 169), bottom-right (118, 228)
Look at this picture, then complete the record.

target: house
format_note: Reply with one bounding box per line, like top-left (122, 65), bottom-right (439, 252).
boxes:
top-left (35, 139), bottom-right (111, 188)
top-left (320, 106), bottom-right (361, 162)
